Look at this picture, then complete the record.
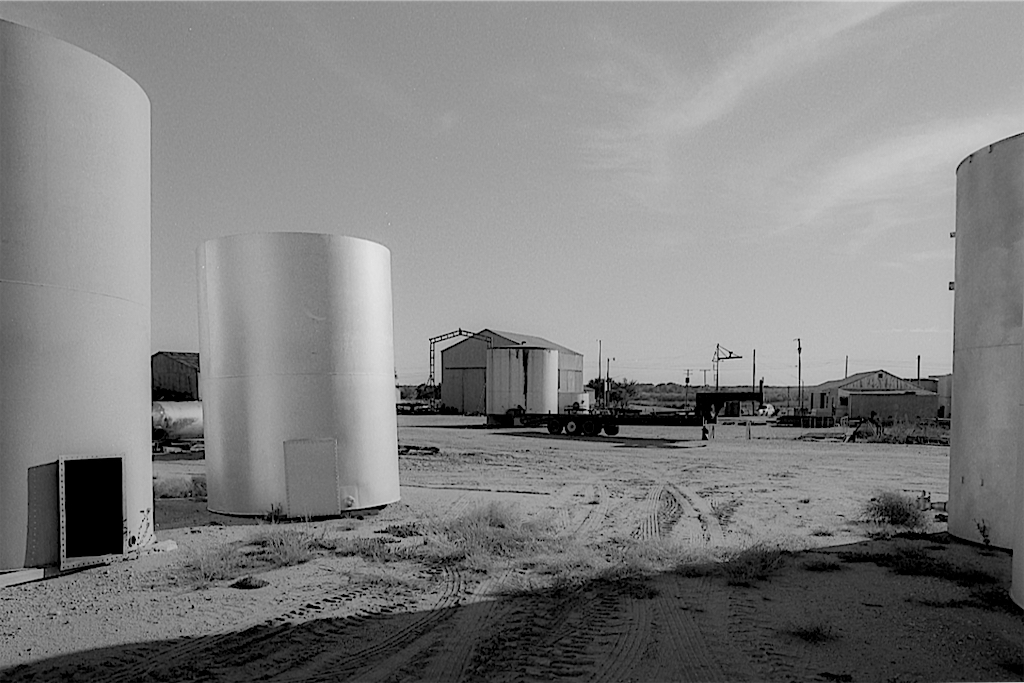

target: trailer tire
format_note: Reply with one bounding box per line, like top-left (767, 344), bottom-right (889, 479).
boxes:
top-left (582, 420), bottom-right (597, 436)
top-left (603, 423), bottom-right (620, 436)
top-left (546, 419), bottom-right (563, 435)
top-left (565, 419), bottom-right (580, 436)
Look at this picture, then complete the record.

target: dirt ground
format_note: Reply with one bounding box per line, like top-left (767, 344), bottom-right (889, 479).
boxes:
top-left (1, 416), bottom-right (1021, 682)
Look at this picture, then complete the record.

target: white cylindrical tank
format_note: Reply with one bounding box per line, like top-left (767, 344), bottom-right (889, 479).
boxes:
top-left (950, 132), bottom-right (1024, 555)
top-left (0, 21), bottom-right (152, 569)
top-left (486, 347), bottom-right (559, 416)
top-left (197, 233), bottom-right (400, 517)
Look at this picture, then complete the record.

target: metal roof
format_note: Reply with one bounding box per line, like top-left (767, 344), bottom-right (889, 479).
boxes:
top-left (484, 329), bottom-right (581, 356)
top-left (811, 369), bottom-right (936, 395)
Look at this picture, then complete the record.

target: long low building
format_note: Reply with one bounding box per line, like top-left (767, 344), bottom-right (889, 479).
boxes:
top-left (807, 369), bottom-right (938, 422)
top-left (440, 329), bottom-right (583, 414)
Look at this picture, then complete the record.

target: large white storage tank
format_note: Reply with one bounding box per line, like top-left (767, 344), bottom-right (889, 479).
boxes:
top-left (0, 21), bottom-right (153, 570)
top-left (486, 347), bottom-right (559, 416)
top-left (197, 233), bottom-right (400, 517)
top-left (950, 132), bottom-right (1024, 556)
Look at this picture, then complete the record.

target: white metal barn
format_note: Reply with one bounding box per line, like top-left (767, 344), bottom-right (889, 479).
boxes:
top-left (440, 330), bottom-right (583, 414)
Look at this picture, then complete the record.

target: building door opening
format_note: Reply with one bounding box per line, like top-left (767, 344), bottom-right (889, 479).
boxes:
top-left (62, 456), bottom-right (124, 567)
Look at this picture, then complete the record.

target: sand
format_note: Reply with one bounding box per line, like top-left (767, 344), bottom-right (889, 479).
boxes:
top-left (0, 416), bottom-right (1020, 682)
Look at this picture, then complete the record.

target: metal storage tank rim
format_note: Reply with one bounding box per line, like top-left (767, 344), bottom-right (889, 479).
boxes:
top-left (956, 131), bottom-right (1024, 172)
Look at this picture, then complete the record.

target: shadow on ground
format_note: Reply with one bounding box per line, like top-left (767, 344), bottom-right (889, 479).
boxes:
top-left (3, 535), bottom-right (1020, 683)
top-left (502, 430), bottom-right (706, 449)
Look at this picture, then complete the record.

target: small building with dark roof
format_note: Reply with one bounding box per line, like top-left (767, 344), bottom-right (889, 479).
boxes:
top-left (440, 329), bottom-right (583, 414)
top-left (151, 351), bottom-right (201, 401)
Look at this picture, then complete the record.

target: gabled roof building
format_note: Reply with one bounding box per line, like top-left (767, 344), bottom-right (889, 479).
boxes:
top-left (808, 369), bottom-right (938, 422)
top-left (440, 329), bottom-right (583, 414)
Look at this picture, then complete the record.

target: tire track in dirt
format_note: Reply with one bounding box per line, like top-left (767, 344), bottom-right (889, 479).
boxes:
top-left (630, 484), bottom-right (687, 543)
top-left (589, 591), bottom-right (655, 683)
top-left (631, 484), bottom-right (665, 541)
top-left (102, 562), bottom-right (466, 683)
top-left (667, 483), bottom-right (724, 547)
top-left (726, 586), bottom-right (817, 682)
top-left (368, 570), bottom-right (517, 683)
top-left (641, 575), bottom-right (728, 682)
top-left (547, 483), bottom-right (593, 535)
top-left (271, 563), bottom-right (467, 682)
top-left (463, 585), bottom-right (632, 682)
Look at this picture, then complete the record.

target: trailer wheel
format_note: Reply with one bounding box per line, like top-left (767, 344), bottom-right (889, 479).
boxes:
top-left (546, 419), bottom-right (563, 435)
top-left (565, 419), bottom-right (580, 436)
top-left (603, 423), bottom-right (620, 436)
top-left (582, 420), bottom-right (597, 436)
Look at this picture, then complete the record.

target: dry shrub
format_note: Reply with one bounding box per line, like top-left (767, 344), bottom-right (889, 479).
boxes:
top-left (721, 543), bottom-right (787, 585)
top-left (333, 536), bottom-right (401, 562)
top-left (803, 556), bottom-right (843, 572)
top-left (415, 502), bottom-right (557, 571)
top-left (862, 490), bottom-right (925, 528)
top-left (176, 528), bottom-right (326, 587)
top-left (179, 545), bottom-right (238, 585)
top-left (246, 528), bottom-right (319, 566)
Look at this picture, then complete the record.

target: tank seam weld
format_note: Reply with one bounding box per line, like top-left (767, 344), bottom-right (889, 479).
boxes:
top-left (0, 278), bottom-right (147, 308)
top-left (956, 342), bottom-right (1024, 350)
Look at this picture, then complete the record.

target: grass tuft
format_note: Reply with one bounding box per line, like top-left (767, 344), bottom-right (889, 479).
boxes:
top-left (803, 557), bottom-right (843, 572)
top-left (862, 491), bottom-right (925, 528)
top-left (721, 543), bottom-right (787, 585)
top-left (176, 528), bottom-right (328, 587)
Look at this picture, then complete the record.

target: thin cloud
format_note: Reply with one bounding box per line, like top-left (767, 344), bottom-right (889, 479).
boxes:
top-left (776, 113), bottom-right (1022, 253)
top-left (575, 4), bottom-right (893, 209)
top-left (291, 8), bottom-right (424, 128)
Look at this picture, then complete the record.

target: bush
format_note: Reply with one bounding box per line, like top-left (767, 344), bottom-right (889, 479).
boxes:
top-left (862, 491), bottom-right (925, 528)
top-left (721, 543), bottom-right (787, 585)
top-left (176, 528), bottom-right (326, 587)
top-left (803, 557), bottom-right (843, 572)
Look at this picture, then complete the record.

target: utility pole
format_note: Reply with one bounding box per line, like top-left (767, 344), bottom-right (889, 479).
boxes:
top-left (752, 349), bottom-right (756, 392)
top-left (597, 340), bottom-right (602, 406)
top-left (605, 357), bottom-right (615, 405)
top-left (917, 355), bottom-right (921, 385)
top-left (684, 369), bottom-right (692, 410)
top-left (845, 355), bottom-right (848, 379)
top-left (795, 338), bottom-right (803, 414)
top-left (702, 369), bottom-right (709, 387)
top-left (712, 344), bottom-right (742, 391)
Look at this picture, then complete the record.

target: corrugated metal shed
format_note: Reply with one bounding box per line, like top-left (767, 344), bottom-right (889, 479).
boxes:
top-left (152, 351), bottom-right (200, 401)
top-left (439, 329), bottom-right (583, 414)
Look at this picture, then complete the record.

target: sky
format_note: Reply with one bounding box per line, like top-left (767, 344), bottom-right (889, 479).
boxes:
top-left (2, 2), bottom-right (1021, 388)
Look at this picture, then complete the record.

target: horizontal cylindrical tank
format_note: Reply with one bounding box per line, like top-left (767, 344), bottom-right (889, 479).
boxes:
top-left (0, 20), bottom-right (152, 569)
top-left (559, 392), bottom-right (590, 412)
top-left (152, 402), bottom-right (204, 441)
top-left (487, 347), bottom-right (559, 416)
top-left (197, 233), bottom-right (400, 517)
top-left (950, 132), bottom-right (1024, 556)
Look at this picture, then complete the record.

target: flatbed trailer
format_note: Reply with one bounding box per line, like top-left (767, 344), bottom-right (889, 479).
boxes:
top-left (488, 409), bottom-right (621, 436)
